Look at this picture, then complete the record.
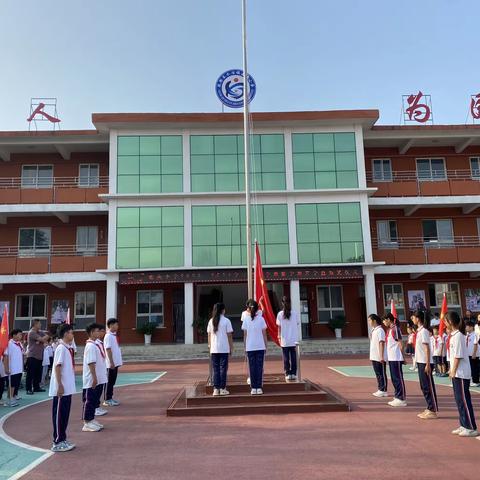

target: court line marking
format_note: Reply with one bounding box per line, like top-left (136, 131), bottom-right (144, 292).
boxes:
top-left (327, 367), bottom-right (351, 377)
top-left (1, 371), bottom-right (166, 480)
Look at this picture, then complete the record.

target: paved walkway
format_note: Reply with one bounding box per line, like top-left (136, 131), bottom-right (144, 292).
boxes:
top-left (2, 357), bottom-right (479, 480)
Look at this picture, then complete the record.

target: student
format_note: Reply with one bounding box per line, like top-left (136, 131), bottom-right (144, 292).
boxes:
top-left (207, 303), bottom-right (233, 396)
top-left (405, 325), bottom-right (415, 359)
top-left (408, 315), bottom-right (418, 372)
top-left (443, 328), bottom-right (450, 374)
top-left (368, 314), bottom-right (387, 398)
top-left (431, 326), bottom-right (444, 376)
top-left (242, 299), bottom-right (267, 395)
top-left (95, 326), bottom-right (108, 417)
top-left (466, 321), bottom-right (479, 387)
top-left (49, 324), bottom-right (76, 452)
top-left (276, 297), bottom-right (300, 382)
top-left (412, 310), bottom-right (438, 419)
top-left (41, 338), bottom-right (54, 387)
top-left (475, 313), bottom-right (480, 338)
top-left (445, 312), bottom-right (478, 437)
top-left (3, 329), bottom-right (25, 407)
top-left (382, 313), bottom-right (407, 407)
top-left (82, 323), bottom-right (107, 432)
top-left (103, 318), bottom-right (123, 406)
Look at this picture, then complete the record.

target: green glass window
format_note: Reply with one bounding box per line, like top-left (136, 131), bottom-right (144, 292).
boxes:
top-left (116, 206), bottom-right (184, 269)
top-left (296, 202), bottom-right (364, 264)
top-left (292, 132), bottom-right (358, 190)
top-left (191, 204), bottom-right (289, 266)
top-left (190, 134), bottom-right (286, 192)
top-left (117, 136), bottom-right (182, 194)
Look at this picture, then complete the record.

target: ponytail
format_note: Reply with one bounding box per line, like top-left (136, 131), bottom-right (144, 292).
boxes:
top-left (282, 296), bottom-right (291, 320)
top-left (211, 303), bottom-right (225, 333)
top-left (246, 298), bottom-right (259, 320)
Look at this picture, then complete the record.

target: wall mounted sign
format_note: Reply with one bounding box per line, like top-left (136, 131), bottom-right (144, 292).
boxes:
top-left (215, 69), bottom-right (256, 108)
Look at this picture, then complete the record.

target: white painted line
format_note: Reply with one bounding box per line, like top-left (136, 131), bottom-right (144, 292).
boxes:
top-left (328, 367), bottom-right (351, 377)
top-left (1, 372), bottom-right (166, 480)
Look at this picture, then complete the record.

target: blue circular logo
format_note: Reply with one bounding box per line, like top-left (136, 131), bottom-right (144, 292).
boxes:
top-left (215, 69), bottom-right (256, 109)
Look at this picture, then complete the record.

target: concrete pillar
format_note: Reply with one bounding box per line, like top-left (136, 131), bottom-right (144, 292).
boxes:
top-left (363, 266), bottom-right (376, 335)
top-left (106, 273), bottom-right (119, 320)
top-left (290, 279), bottom-right (302, 340)
top-left (184, 282), bottom-right (194, 344)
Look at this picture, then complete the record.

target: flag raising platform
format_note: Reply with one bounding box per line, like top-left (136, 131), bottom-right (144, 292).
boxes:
top-left (166, 374), bottom-right (350, 416)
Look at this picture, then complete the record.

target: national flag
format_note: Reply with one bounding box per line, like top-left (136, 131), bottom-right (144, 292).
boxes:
top-left (390, 298), bottom-right (398, 323)
top-left (0, 306), bottom-right (9, 357)
top-left (254, 242), bottom-right (280, 346)
top-left (439, 292), bottom-right (447, 336)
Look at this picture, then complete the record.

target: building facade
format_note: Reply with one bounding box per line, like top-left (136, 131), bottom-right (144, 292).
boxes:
top-left (0, 110), bottom-right (479, 343)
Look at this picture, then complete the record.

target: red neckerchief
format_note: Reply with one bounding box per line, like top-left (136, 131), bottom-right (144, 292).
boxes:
top-left (59, 340), bottom-right (75, 368)
top-left (12, 340), bottom-right (25, 353)
top-left (434, 336), bottom-right (439, 349)
top-left (466, 332), bottom-right (472, 348)
top-left (87, 339), bottom-right (106, 359)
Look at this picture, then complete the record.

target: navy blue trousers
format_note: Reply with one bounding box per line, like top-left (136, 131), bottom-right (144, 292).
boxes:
top-left (417, 363), bottom-right (438, 412)
top-left (105, 367), bottom-right (119, 400)
top-left (388, 361), bottom-right (406, 401)
top-left (211, 353), bottom-right (229, 389)
top-left (452, 377), bottom-right (477, 431)
top-left (82, 384), bottom-right (103, 421)
top-left (282, 346), bottom-right (297, 376)
top-left (247, 350), bottom-right (265, 389)
top-left (371, 360), bottom-right (387, 392)
top-left (52, 395), bottom-right (72, 444)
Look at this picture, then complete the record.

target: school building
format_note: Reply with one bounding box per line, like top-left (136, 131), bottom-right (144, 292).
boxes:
top-left (0, 110), bottom-right (479, 343)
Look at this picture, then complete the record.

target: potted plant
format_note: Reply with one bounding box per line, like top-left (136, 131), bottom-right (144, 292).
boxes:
top-left (328, 315), bottom-right (347, 339)
top-left (193, 316), bottom-right (209, 343)
top-left (136, 322), bottom-right (156, 345)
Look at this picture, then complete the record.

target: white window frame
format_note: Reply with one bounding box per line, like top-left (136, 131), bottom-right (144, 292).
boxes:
top-left (18, 227), bottom-right (51, 256)
top-left (415, 158), bottom-right (446, 181)
top-left (429, 282), bottom-right (462, 316)
top-left (316, 285), bottom-right (344, 324)
top-left (76, 226), bottom-right (98, 255)
top-left (470, 157), bottom-right (480, 180)
top-left (78, 164), bottom-right (100, 187)
top-left (136, 290), bottom-right (165, 328)
top-left (371, 158), bottom-right (392, 182)
top-left (422, 219), bottom-right (454, 247)
top-left (382, 284), bottom-right (406, 321)
top-left (14, 294), bottom-right (47, 330)
top-left (21, 164), bottom-right (54, 188)
top-left (74, 292), bottom-right (96, 331)
top-left (376, 220), bottom-right (398, 248)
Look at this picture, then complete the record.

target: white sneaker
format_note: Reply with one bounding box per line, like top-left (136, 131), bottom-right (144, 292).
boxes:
top-left (452, 426), bottom-right (465, 435)
top-left (432, 371), bottom-right (437, 376)
top-left (458, 429), bottom-right (479, 437)
top-left (95, 407), bottom-right (108, 416)
top-left (290, 375), bottom-right (297, 381)
top-left (82, 422), bottom-right (101, 432)
top-left (409, 367), bottom-right (415, 371)
top-left (471, 383), bottom-right (480, 387)
top-left (219, 389), bottom-right (230, 396)
top-left (388, 398), bottom-right (407, 407)
top-left (91, 419), bottom-right (104, 429)
top-left (250, 388), bottom-right (256, 395)
top-left (212, 389), bottom-right (220, 396)
top-left (256, 388), bottom-right (263, 395)
top-left (247, 377), bottom-right (251, 385)
top-left (285, 375), bottom-right (290, 382)
top-left (372, 390), bottom-right (388, 398)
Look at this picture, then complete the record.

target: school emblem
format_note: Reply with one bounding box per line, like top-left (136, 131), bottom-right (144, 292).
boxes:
top-left (215, 69), bottom-right (256, 108)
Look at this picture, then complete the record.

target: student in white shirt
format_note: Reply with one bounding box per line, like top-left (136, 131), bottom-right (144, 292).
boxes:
top-left (49, 324), bottom-right (76, 452)
top-left (3, 329), bottom-right (25, 406)
top-left (431, 326), bottom-right (445, 376)
top-left (103, 318), bottom-right (123, 406)
top-left (41, 339), bottom-right (54, 387)
top-left (368, 314), bottom-right (387, 398)
top-left (382, 313), bottom-right (407, 407)
top-left (445, 312), bottom-right (478, 437)
top-left (242, 299), bottom-right (267, 395)
top-left (465, 321), bottom-right (479, 387)
top-left (82, 323), bottom-right (108, 432)
top-left (413, 310), bottom-right (438, 419)
top-left (94, 325), bottom-right (108, 417)
top-left (207, 303), bottom-right (233, 397)
top-left (276, 297), bottom-right (300, 382)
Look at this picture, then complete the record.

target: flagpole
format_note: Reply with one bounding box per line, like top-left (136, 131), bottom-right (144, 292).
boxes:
top-left (242, 0), bottom-right (253, 299)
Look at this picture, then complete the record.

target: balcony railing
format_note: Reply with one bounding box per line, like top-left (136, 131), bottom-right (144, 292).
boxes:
top-left (372, 236), bottom-right (480, 264)
top-left (0, 176), bottom-right (109, 188)
top-left (0, 244), bottom-right (108, 274)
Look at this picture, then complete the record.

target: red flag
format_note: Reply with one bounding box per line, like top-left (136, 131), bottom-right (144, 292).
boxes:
top-left (390, 299), bottom-right (397, 323)
top-left (254, 243), bottom-right (280, 346)
top-left (439, 293), bottom-right (447, 336)
top-left (0, 306), bottom-right (9, 357)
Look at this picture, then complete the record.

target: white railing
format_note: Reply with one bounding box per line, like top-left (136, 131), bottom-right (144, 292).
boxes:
top-left (372, 236), bottom-right (480, 249)
top-left (0, 176), bottom-right (109, 188)
top-left (367, 169), bottom-right (480, 183)
top-left (0, 244), bottom-right (108, 258)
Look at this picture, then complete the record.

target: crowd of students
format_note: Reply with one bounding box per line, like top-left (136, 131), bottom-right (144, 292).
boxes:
top-left (369, 310), bottom-right (479, 439)
top-left (0, 318), bottom-right (123, 453)
top-left (207, 296), bottom-right (300, 396)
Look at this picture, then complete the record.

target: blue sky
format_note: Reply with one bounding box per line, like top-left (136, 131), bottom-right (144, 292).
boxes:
top-left (0, 0), bottom-right (478, 130)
